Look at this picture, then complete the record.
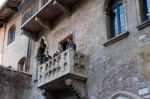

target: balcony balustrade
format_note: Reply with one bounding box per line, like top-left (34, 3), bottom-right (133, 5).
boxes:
top-left (38, 48), bottom-right (87, 90)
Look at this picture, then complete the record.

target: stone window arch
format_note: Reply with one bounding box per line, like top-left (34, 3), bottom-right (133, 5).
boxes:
top-left (110, 91), bottom-right (141, 99)
top-left (104, 0), bottom-right (126, 39)
top-left (18, 57), bottom-right (28, 72)
top-left (7, 25), bottom-right (16, 45)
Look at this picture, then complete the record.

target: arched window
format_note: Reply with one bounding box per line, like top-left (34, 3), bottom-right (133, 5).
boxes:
top-left (140, 0), bottom-right (150, 21)
top-left (105, 0), bottom-right (126, 39)
top-left (110, 91), bottom-right (141, 99)
top-left (112, 95), bottom-right (133, 99)
top-left (7, 25), bottom-right (16, 45)
top-left (18, 57), bottom-right (28, 72)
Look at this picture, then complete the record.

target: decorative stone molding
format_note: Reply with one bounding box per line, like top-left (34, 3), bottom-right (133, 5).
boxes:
top-left (137, 20), bottom-right (150, 30)
top-left (103, 31), bottom-right (129, 47)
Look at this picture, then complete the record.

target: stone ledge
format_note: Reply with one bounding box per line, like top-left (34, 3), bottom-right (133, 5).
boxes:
top-left (103, 31), bottom-right (129, 47)
top-left (137, 20), bottom-right (150, 30)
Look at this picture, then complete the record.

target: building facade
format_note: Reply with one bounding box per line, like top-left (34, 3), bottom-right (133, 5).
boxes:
top-left (0, 0), bottom-right (150, 99)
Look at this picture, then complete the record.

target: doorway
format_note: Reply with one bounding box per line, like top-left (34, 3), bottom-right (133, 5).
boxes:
top-left (59, 35), bottom-right (73, 51)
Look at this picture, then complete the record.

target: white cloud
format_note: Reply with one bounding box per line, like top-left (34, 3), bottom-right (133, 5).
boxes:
top-left (0, 0), bottom-right (6, 7)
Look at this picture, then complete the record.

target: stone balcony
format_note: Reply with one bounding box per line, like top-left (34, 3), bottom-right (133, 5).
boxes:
top-left (38, 48), bottom-right (87, 98)
top-left (38, 48), bottom-right (87, 88)
top-left (20, 0), bottom-right (78, 41)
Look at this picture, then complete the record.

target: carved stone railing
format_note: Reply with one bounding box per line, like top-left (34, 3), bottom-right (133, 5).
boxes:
top-left (38, 48), bottom-right (87, 88)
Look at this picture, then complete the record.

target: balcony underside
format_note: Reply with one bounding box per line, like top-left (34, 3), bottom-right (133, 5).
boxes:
top-left (21, 0), bottom-right (77, 41)
top-left (58, 0), bottom-right (77, 6)
top-left (38, 73), bottom-right (86, 90)
top-left (0, 0), bottom-right (21, 27)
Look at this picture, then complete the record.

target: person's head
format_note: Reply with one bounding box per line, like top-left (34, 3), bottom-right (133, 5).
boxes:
top-left (44, 51), bottom-right (49, 56)
top-left (56, 51), bottom-right (60, 54)
top-left (58, 44), bottom-right (63, 52)
top-left (67, 38), bottom-right (72, 43)
top-left (40, 39), bottom-right (45, 45)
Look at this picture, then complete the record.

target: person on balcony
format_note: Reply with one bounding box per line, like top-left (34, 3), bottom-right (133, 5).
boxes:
top-left (35, 39), bottom-right (46, 64)
top-left (41, 51), bottom-right (52, 64)
top-left (66, 38), bottom-right (76, 50)
top-left (53, 51), bottom-right (61, 57)
top-left (53, 44), bottom-right (63, 57)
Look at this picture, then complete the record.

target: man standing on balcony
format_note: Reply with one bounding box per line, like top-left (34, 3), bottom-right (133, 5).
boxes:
top-left (66, 38), bottom-right (76, 50)
top-left (41, 51), bottom-right (52, 64)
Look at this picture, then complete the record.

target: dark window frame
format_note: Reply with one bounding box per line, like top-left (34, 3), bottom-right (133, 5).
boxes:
top-left (140, 0), bottom-right (150, 22)
top-left (7, 25), bottom-right (16, 45)
top-left (106, 0), bottom-right (126, 39)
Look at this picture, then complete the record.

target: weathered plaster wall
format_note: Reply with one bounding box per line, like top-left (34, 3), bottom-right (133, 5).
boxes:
top-left (0, 26), bottom-right (5, 65)
top-left (2, 13), bottom-right (29, 69)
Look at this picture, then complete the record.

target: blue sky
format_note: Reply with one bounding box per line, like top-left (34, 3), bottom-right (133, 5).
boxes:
top-left (0, 0), bottom-right (6, 6)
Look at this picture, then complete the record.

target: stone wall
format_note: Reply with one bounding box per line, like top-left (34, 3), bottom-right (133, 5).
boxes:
top-left (0, 66), bottom-right (45, 99)
top-left (1, 13), bottom-right (29, 69)
top-left (0, 0), bottom-right (149, 99)
top-left (34, 0), bottom-right (150, 99)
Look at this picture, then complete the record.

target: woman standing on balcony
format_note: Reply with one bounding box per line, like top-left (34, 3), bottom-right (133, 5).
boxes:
top-left (66, 38), bottom-right (76, 50)
top-left (36, 39), bottom-right (46, 64)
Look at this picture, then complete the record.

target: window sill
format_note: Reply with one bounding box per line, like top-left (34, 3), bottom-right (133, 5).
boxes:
top-left (18, 71), bottom-right (32, 76)
top-left (137, 20), bottom-right (150, 30)
top-left (7, 41), bottom-right (15, 47)
top-left (103, 31), bottom-right (129, 47)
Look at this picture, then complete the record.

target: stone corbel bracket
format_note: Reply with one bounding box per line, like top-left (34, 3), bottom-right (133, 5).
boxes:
top-left (65, 78), bottom-right (87, 99)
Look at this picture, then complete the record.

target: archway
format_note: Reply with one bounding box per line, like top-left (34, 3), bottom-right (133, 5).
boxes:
top-left (18, 57), bottom-right (28, 72)
top-left (110, 91), bottom-right (141, 99)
